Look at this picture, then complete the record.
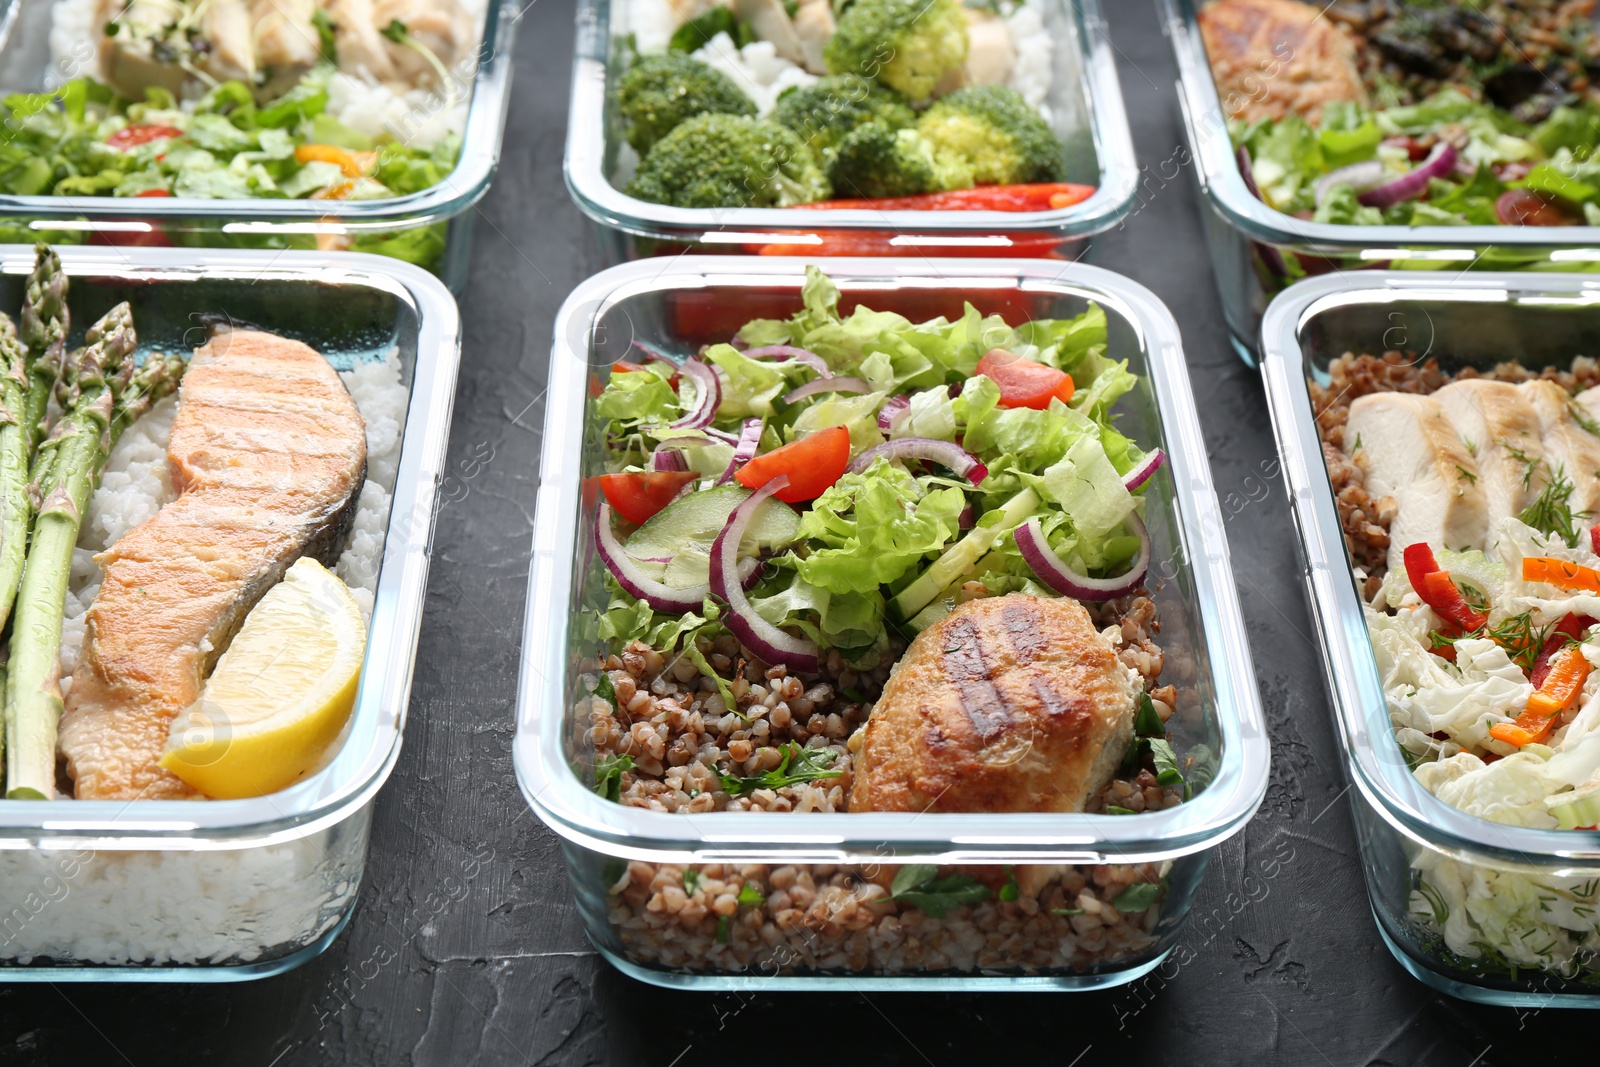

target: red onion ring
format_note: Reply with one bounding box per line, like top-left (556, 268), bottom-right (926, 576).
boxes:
top-left (1236, 146), bottom-right (1290, 279)
top-left (782, 376), bottom-right (871, 404)
top-left (709, 476), bottom-right (820, 673)
top-left (1013, 513), bottom-right (1150, 601)
top-left (1122, 448), bottom-right (1165, 492)
top-left (669, 360), bottom-right (721, 430)
top-left (1358, 142), bottom-right (1457, 209)
top-left (632, 340), bottom-right (679, 368)
top-left (744, 345), bottom-right (832, 378)
top-left (847, 436), bottom-right (989, 484)
top-left (878, 394), bottom-right (911, 433)
top-left (958, 505), bottom-right (974, 530)
top-left (716, 418), bottom-right (764, 486)
top-left (649, 447), bottom-right (689, 473)
top-left (596, 501), bottom-right (713, 614)
top-left (1313, 161), bottom-right (1387, 206)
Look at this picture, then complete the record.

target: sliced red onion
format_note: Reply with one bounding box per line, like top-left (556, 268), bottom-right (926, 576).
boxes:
top-left (958, 505), bottom-right (974, 530)
top-left (649, 447), bottom-right (689, 473)
top-left (1358, 142), bottom-right (1457, 208)
top-left (1313, 161), bottom-right (1387, 205)
top-left (847, 437), bottom-right (988, 484)
top-left (703, 427), bottom-right (740, 445)
top-left (1236, 146), bottom-right (1290, 279)
top-left (744, 345), bottom-right (832, 378)
top-left (596, 501), bottom-right (711, 614)
top-left (878, 394), bottom-right (911, 433)
top-left (716, 418), bottom-right (764, 486)
top-left (669, 359), bottom-right (721, 430)
top-left (1014, 513), bottom-right (1150, 601)
top-left (1122, 448), bottom-right (1165, 492)
top-left (782, 376), bottom-right (870, 404)
top-left (710, 476), bottom-right (820, 673)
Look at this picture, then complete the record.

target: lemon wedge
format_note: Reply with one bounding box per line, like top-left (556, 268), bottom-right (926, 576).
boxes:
top-left (160, 557), bottom-right (367, 799)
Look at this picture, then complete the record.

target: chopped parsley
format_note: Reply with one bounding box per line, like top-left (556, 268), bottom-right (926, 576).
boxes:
top-left (594, 753), bottom-right (633, 801)
top-left (592, 671), bottom-right (618, 712)
top-left (1051, 907), bottom-right (1084, 917)
top-left (890, 864), bottom-right (992, 917)
top-left (718, 741), bottom-right (843, 796)
top-left (1105, 805), bottom-right (1137, 815)
top-left (1149, 738), bottom-right (1185, 787)
top-left (1133, 691), bottom-right (1165, 737)
top-left (683, 868), bottom-right (701, 895)
top-left (999, 868), bottom-right (1020, 902)
top-left (716, 915), bottom-right (731, 944)
top-left (1519, 464), bottom-right (1592, 547)
top-left (737, 881), bottom-right (765, 907)
top-left (1111, 881), bottom-right (1165, 913)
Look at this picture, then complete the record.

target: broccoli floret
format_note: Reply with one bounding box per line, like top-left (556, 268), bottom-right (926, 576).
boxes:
top-left (823, 0), bottom-right (968, 102)
top-left (626, 113), bottom-right (830, 208)
top-left (916, 84), bottom-right (1066, 185)
top-left (771, 74), bottom-right (917, 166)
top-left (827, 122), bottom-right (974, 199)
top-left (668, 7), bottom-right (755, 53)
top-left (616, 54), bottom-right (756, 154)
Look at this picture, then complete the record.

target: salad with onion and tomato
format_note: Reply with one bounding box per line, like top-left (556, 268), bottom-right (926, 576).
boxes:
top-left (587, 266), bottom-right (1162, 679)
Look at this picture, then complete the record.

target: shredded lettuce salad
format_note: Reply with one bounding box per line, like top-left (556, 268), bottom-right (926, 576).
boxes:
top-left (0, 74), bottom-right (460, 268)
top-left (1368, 516), bottom-right (1600, 974)
top-left (1236, 90), bottom-right (1600, 236)
top-left (587, 266), bottom-right (1152, 674)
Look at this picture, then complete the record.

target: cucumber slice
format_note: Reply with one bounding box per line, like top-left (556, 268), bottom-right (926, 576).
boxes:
top-left (625, 484), bottom-right (800, 566)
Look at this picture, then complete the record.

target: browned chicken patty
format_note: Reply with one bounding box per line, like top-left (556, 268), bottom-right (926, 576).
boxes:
top-left (1199, 0), bottom-right (1367, 123)
top-left (850, 594), bottom-right (1137, 814)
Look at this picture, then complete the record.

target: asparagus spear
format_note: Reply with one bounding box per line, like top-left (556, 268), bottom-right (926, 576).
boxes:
top-left (18, 243), bottom-right (68, 453)
top-left (0, 317), bottom-right (33, 638)
top-left (5, 302), bottom-right (136, 799)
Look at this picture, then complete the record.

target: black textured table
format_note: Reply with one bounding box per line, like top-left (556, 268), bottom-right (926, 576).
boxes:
top-left (0, 3), bottom-right (1586, 1064)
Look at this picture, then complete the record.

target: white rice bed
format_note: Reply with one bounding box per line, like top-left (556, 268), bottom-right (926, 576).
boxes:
top-left (631, 0), bottom-right (1054, 119)
top-left (60, 350), bottom-right (408, 680)
top-left (47, 0), bottom-right (489, 150)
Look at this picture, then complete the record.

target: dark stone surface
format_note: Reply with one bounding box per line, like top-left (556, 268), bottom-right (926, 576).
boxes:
top-left (0, 1), bottom-right (1587, 1064)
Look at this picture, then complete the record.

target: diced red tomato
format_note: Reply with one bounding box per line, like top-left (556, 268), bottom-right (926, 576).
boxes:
top-left (735, 425), bottom-right (850, 503)
top-left (598, 471), bottom-right (697, 525)
top-left (134, 188), bottom-right (172, 197)
top-left (611, 360), bottom-right (679, 388)
top-left (105, 124), bottom-right (184, 150)
top-left (976, 348), bottom-right (1075, 410)
top-left (1496, 189), bottom-right (1580, 226)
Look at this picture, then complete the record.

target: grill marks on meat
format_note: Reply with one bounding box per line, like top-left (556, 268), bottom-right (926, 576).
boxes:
top-left (58, 327), bottom-right (367, 800)
top-left (851, 595), bottom-right (1137, 814)
top-left (1198, 0), bottom-right (1368, 123)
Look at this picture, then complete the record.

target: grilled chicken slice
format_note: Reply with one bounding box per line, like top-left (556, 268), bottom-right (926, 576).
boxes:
top-left (59, 327), bottom-right (367, 800)
top-left (791, 0), bottom-right (834, 75)
top-left (1345, 392), bottom-right (1487, 572)
top-left (1518, 380), bottom-right (1600, 520)
top-left (935, 9), bottom-right (1015, 94)
top-left (98, 0), bottom-right (191, 101)
top-left (198, 0), bottom-right (256, 86)
top-left (1434, 380), bottom-right (1547, 541)
top-left (250, 0), bottom-right (323, 95)
top-left (850, 594), bottom-right (1137, 814)
top-left (328, 0), bottom-right (399, 83)
top-left (371, 0), bottom-right (474, 90)
top-left (1198, 0), bottom-right (1367, 122)
top-left (732, 0), bottom-right (806, 68)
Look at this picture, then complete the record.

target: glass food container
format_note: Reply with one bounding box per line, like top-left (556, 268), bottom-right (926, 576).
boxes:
top-left (516, 256), bottom-right (1270, 990)
top-left (1261, 270), bottom-right (1600, 1006)
top-left (0, 0), bottom-right (519, 292)
top-left (1161, 0), bottom-right (1600, 366)
top-left (563, 0), bottom-right (1138, 264)
top-left (0, 246), bottom-right (461, 982)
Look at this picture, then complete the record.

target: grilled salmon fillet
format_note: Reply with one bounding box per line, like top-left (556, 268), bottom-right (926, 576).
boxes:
top-left (851, 594), bottom-right (1137, 814)
top-left (59, 327), bottom-right (367, 800)
top-left (1199, 0), bottom-right (1367, 123)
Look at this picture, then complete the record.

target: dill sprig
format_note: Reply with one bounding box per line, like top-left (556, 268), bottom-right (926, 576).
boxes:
top-left (1431, 609), bottom-right (1550, 673)
top-left (1520, 464), bottom-right (1593, 548)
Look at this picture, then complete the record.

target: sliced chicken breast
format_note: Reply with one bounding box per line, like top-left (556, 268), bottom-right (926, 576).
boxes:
top-left (1434, 380), bottom-right (1547, 541)
top-left (1519, 380), bottom-right (1600, 521)
top-left (250, 0), bottom-right (323, 96)
top-left (1344, 392), bottom-right (1487, 572)
top-left (790, 0), bottom-right (834, 75)
top-left (199, 0), bottom-right (256, 86)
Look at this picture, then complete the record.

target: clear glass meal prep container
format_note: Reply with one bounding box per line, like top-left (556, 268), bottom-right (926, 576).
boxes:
top-left (1161, 0), bottom-right (1600, 367)
top-left (515, 256), bottom-right (1270, 990)
top-left (0, 0), bottom-right (519, 292)
top-left (0, 246), bottom-right (460, 982)
top-left (564, 0), bottom-right (1139, 264)
top-left (1260, 269), bottom-right (1600, 1005)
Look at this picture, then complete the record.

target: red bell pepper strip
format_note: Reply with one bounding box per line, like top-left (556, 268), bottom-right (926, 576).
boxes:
top-left (1590, 523), bottom-right (1600, 556)
top-left (1530, 613), bottom-right (1596, 687)
top-left (1403, 543), bottom-right (1488, 632)
top-left (790, 183), bottom-right (1097, 213)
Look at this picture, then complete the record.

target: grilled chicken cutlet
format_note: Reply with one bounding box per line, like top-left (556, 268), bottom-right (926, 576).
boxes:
top-left (1345, 392), bottom-right (1486, 573)
top-left (1198, 0), bottom-right (1367, 122)
top-left (851, 595), bottom-right (1137, 814)
top-left (59, 327), bottom-right (367, 800)
top-left (1518, 380), bottom-right (1600, 519)
top-left (1433, 380), bottom-right (1548, 542)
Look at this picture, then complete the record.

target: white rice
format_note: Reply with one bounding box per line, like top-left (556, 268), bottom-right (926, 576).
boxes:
top-left (46, 0), bottom-right (488, 150)
top-left (59, 348), bottom-right (408, 679)
top-left (690, 32), bottom-right (817, 116)
top-left (1002, 0), bottom-right (1054, 119)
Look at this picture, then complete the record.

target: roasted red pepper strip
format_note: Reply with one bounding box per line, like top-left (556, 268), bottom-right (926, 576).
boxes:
top-left (791, 183), bottom-right (1097, 213)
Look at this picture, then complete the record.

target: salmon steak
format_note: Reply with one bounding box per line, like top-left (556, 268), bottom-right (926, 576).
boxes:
top-left (59, 327), bottom-right (367, 800)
